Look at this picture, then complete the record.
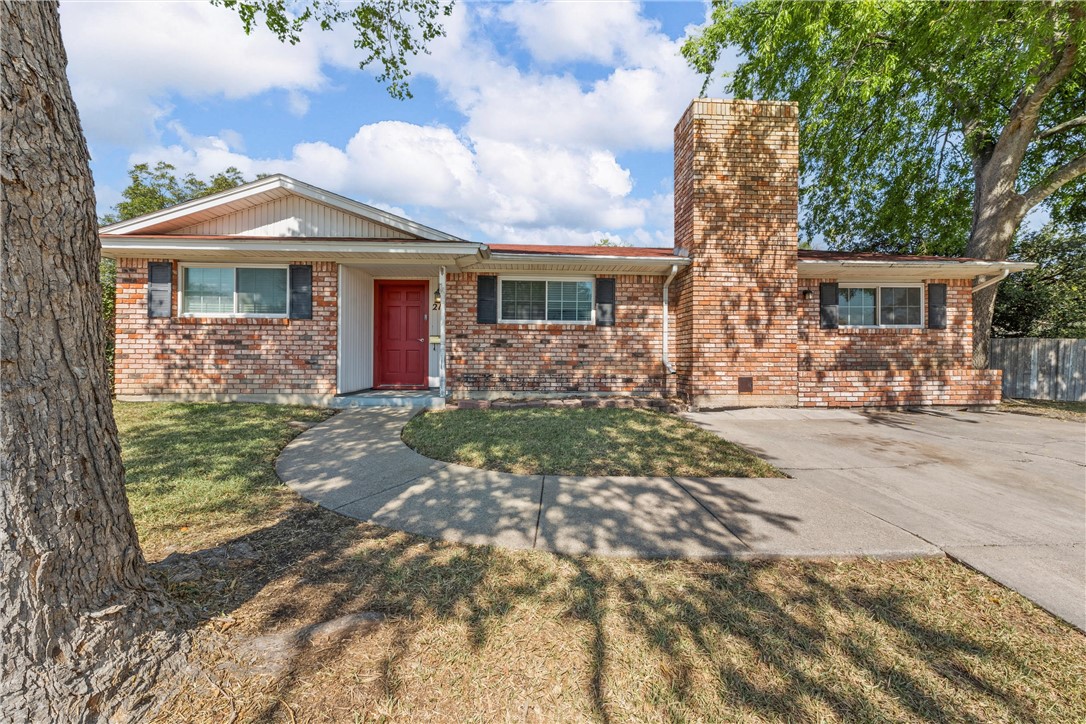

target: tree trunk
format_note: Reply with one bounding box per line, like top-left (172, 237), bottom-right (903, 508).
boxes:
top-left (1, 3), bottom-right (181, 720)
top-left (965, 146), bottom-right (1028, 368)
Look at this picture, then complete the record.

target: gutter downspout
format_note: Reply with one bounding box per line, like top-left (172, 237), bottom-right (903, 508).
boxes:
top-left (972, 268), bottom-right (1010, 294)
top-left (662, 264), bottom-right (678, 374)
top-left (439, 266), bottom-right (447, 398)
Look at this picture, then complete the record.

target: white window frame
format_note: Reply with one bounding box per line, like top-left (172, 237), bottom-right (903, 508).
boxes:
top-left (178, 263), bottom-right (291, 319)
top-left (497, 275), bottom-right (596, 325)
top-left (838, 283), bottom-right (925, 329)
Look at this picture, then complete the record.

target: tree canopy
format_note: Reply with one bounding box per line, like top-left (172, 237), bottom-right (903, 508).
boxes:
top-left (683, 0), bottom-right (1085, 255)
top-left (214, 0), bottom-right (453, 99)
top-left (100, 162), bottom-right (248, 224)
top-left (993, 221), bottom-right (1086, 338)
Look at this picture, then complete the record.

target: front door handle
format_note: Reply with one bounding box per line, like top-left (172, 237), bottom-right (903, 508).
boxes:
top-left (418, 338), bottom-right (425, 342)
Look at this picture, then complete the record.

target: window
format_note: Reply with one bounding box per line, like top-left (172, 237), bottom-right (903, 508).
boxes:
top-left (838, 285), bottom-right (923, 328)
top-left (181, 265), bottom-right (288, 317)
top-left (499, 278), bottom-right (594, 323)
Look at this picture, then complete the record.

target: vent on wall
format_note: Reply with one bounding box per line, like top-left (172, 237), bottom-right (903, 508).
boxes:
top-left (738, 377), bottom-right (754, 394)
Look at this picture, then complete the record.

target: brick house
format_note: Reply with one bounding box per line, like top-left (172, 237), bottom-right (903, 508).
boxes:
top-left (101, 100), bottom-right (1031, 409)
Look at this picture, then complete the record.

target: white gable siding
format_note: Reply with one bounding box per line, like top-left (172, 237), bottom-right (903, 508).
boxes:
top-left (171, 195), bottom-right (418, 239)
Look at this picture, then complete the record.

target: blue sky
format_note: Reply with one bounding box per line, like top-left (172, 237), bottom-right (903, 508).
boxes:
top-left (60, 1), bottom-right (736, 246)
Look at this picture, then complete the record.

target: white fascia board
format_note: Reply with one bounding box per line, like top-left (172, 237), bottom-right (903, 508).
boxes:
top-left (99, 175), bottom-right (293, 234)
top-left (99, 173), bottom-right (465, 241)
top-left (474, 252), bottom-right (692, 273)
top-left (798, 259), bottom-right (1036, 279)
top-left (100, 236), bottom-right (483, 258)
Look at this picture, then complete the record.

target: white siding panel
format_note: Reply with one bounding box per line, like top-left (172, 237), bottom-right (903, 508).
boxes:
top-left (361, 272), bottom-right (374, 389)
top-left (428, 277), bottom-right (440, 389)
top-left (337, 265), bottom-right (373, 393)
top-left (172, 196), bottom-right (410, 238)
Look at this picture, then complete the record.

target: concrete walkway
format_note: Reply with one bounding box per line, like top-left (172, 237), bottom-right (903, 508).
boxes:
top-left (686, 407), bottom-right (1086, 631)
top-left (276, 408), bottom-right (939, 560)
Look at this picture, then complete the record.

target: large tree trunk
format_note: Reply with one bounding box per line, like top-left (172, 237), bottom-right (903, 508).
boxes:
top-left (1, 3), bottom-right (181, 720)
top-left (964, 155), bottom-right (1027, 368)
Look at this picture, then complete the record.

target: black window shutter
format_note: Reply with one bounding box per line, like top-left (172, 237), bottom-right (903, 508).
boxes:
top-left (595, 277), bottom-right (615, 326)
top-left (289, 264), bottom-right (313, 320)
top-left (928, 283), bottom-right (947, 329)
top-left (147, 261), bottom-right (172, 318)
top-left (819, 282), bottom-right (839, 329)
top-left (477, 275), bottom-right (497, 324)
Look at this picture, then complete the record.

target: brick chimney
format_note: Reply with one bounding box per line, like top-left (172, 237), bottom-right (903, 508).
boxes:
top-left (671, 99), bottom-right (800, 408)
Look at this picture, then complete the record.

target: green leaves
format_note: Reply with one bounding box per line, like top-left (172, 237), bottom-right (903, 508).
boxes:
top-left (683, 0), bottom-right (1086, 255)
top-left (994, 221), bottom-right (1086, 338)
top-left (213, 0), bottom-right (453, 100)
top-left (100, 162), bottom-right (248, 224)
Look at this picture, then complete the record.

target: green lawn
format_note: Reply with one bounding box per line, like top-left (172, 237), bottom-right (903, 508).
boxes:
top-left (401, 407), bottom-right (785, 477)
top-left (116, 401), bottom-right (332, 554)
top-left (111, 403), bottom-right (1085, 723)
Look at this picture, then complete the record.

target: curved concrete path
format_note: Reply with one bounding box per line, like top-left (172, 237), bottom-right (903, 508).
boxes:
top-left (276, 408), bottom-right (939, 560)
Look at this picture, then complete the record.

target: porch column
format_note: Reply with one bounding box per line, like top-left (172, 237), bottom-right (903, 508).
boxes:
top-left (439, 266), bottom-right (447, 397)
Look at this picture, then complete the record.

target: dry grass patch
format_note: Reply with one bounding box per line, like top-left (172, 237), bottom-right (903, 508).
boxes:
top-left (113, 403), bottom-right (1085, 723)
top-left (402, 407), bottom-right (784, 477)
top-left (154, 509), bottom-right (1085, 723)
top-left (1000, 398), bottom-right (1086, 422)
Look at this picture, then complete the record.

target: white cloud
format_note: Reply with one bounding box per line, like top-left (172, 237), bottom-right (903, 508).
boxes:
top-left (498, 1), bottom-right (661, 66)
top-left (60, 1), bottom-right (354, 145)
top-left (75, 1), bottom-right (739, 245)
top-left (411, 2), bottom-right (706, 152)
top-left (133, 119), bottom-right (651, 237)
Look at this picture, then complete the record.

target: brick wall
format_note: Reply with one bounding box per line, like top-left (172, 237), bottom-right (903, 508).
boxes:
top-left (798, 369), bottom-right (1002, 407)
top-left (672, 99), bottom-right (800, 407)
top-left (798, 278), bottom-right (974, 371)
top-left (113, 258), bottom-right (337, 399)
top-left (796, 277), bottom-right (1001, 406)
top-left (445, 272), bottom-right (670, 397)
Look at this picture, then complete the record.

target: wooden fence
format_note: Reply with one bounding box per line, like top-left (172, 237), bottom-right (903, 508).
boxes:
top-left (989, 338), bottom-right (1086, 402)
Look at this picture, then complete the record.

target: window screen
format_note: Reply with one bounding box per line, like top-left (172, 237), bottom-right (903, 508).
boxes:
top-left (879, 286), bottom-right (922, 326)
top-left (838, 287), bottom-right (876, 326)
top-left (547, 280), bottom-right (593, 321)
top-left (500, 279), bottom-right (594, 322)
top-left (237, 267), bottom-right (288, 314)
top-left (182, 267), bottom-right (234, 315)
top-left (501, 280), bottom-right (546, 321)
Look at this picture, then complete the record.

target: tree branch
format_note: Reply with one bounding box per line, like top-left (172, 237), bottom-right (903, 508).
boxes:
top-left (1023, 152), bottom-right (1086, 208)
top-left (1007, 19), bottom-right (1079, 128)
top-left (1035, 114), bottom-right (1086, 140)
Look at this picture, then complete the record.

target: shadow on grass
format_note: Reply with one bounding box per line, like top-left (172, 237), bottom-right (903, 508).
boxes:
top-left (152, 505), bottom-right (1081, 722)
top-left (127, 403), bottom-right (1081, 721)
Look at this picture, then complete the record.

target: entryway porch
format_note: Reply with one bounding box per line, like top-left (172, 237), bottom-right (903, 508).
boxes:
top-left (331, 388), bottom-right (445, 409)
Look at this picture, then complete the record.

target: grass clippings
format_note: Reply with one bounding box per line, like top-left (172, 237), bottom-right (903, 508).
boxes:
top-left (114, 402), bottom-right (1085, 723)
top-left (401, 406), bottom-right (784, 477)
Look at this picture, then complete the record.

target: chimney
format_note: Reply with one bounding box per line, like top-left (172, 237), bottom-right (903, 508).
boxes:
top-left (671, 99), bottom-right (800, 408)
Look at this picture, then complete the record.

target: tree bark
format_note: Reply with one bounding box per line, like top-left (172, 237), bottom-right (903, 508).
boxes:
top-left (1, 2), bottom-right (181, 720)
top-left (964, 15), bottom-right (1081, 368)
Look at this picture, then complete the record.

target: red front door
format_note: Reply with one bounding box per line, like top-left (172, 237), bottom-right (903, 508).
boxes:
top-left (375, 280), bottom-right (428, 389)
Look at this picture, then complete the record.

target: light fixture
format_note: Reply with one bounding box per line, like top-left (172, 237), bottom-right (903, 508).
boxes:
top-left (433, 289), bottom-right (442, 309)
top-left (801, 288), bottom-right (812, 300)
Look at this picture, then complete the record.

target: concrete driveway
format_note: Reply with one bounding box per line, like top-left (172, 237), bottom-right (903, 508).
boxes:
top-left (686, 407), bottom-right (1086, 631)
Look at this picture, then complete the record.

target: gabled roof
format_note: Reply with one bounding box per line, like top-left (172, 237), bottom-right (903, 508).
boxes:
top-left (98, 173), bottom-right (465, 242)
